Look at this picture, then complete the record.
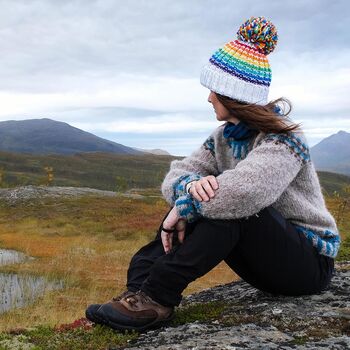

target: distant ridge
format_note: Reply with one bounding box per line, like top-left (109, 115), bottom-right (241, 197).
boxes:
top-left (0, 118), bottom-right (145, 155)
top-left (311, 130), bottom-right (350, 176)
top-left (133, 147), bottom-right (171, 155)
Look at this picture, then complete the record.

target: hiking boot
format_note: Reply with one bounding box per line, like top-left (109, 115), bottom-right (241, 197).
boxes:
top-left (85, 303), bottom-right (105, 325)
top-left (85, 290), bottom-right (136, 325)
top-left (95, 289), bottom-right (175, 332)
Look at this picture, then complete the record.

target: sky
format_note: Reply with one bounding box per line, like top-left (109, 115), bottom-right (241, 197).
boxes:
top-left (0, 0), bottom-right (349, 156)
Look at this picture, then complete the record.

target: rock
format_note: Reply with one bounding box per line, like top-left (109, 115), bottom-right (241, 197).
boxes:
top-left (123, 261), bottom-right (350, 349)
top-left (0, 185), bottom-right (144, 205)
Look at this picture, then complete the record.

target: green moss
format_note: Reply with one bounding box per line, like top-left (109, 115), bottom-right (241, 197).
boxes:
top-left (173, 301), bottom-right (227, 326)
top-left (0, 324), bottom-right (140, 350)
top-left (0, 334), bottom-right (40, 350)
top-left (289, 336), bottom-right (310, 345)
top-left (0, 334), bottom-right (11, 342)
top-left (221, 312), bottom-right (264, 328)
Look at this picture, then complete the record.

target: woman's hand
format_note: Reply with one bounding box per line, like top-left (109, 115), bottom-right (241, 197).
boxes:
top-left (189, 175), bottom-right (219, 202)
top-left (161, 206), bottom-right (187, 254)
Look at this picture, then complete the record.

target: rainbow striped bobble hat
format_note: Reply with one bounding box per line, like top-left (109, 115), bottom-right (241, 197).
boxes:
top-left (200, 16), bottom-right (278, 105)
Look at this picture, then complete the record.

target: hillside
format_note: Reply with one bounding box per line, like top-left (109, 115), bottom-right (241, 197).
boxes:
top-left (317, 171), bottom-right (350, 196)
top-left (0, 118), bottom-right (145, 156)
top-left (311, 130), bottom-right (350, 176)
top-left (133, 147), bottom-right (171, 155)
top-left (0, 150), bottom-right (179, 191)
top-left (1, 150), bottom-right (349, 195)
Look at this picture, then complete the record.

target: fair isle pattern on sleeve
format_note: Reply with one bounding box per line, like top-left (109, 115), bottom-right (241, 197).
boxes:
top-left (259, 132), bottom-right (311, 165)
top-left (175, 193), bottom-right (203, 223)
top-left (293, 224), bottom-right (341, 258)
top-left (171, 173), bottom-right (202, 203)
top-left (203, 136), bottom-right (215, 157)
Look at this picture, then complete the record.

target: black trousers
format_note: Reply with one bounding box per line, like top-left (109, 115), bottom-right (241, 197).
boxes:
top-left (126, 205), bottom-right (335, 307)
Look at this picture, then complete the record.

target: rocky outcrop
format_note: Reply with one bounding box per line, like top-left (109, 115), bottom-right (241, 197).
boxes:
top-left (124, 261), bottom-right (350, 349)
top-left (0, 185), bottom-right (144, 205)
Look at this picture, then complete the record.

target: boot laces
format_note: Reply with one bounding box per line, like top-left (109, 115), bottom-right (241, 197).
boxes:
top-left (112, 290), bottom-right (133, 302)
top-left (124, 290), bottom-right (153, 306)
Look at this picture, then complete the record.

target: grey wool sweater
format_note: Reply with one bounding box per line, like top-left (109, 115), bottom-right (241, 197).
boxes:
top-left (161, 120), bottom-right (341, 259)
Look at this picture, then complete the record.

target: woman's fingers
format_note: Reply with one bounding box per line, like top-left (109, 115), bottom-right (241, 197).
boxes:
top-left (190, 186), bottom-right (204, 202)
top-left (192, 182), bottom-right (209, 201)
top-left (177, 230), bottom-right (185, 243)
top-left (191, 178), bottom-right (218, 202)
top-left (207, 176), bottom-right (219, 190)
top-left (161, 231), bottom-right (173, 254)
top-left (161, 217), bottom-right (187, 253)
top-left (176, 219), bottom-right (187, 243)
top-left (202, 181), bottom-right (215, 198)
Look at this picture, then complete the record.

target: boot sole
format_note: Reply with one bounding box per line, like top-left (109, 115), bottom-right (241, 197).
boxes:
top-left (103, 311), bottom-right (175, 333)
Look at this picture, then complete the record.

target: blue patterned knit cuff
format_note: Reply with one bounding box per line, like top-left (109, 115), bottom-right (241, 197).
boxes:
top-left (175, 193), bottom-right (203, 223)
top-left (171, 173), bottom-right (202, 203)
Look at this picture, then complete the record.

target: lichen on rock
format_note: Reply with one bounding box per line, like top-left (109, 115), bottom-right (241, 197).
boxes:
top-left (125, 261), bottom-right (350, 349)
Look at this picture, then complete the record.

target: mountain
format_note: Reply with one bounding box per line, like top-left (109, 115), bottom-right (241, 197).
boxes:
top-left (310, 130), bottom-right (350, 176)
top-left (0, 118), bottom-right (145, 155)
top-left (132, 147), bottom-right (171, 156)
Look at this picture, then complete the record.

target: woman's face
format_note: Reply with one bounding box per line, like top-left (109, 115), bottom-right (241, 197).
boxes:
top-left (208, 91), bottom-right (240, 124)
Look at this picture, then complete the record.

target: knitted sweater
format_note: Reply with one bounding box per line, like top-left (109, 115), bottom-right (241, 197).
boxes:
top-left (161, 120), bottom-right (341, 258)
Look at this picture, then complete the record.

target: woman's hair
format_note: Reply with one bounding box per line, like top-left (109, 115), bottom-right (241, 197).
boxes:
top-left (215, 93), bottom-right (302, 134)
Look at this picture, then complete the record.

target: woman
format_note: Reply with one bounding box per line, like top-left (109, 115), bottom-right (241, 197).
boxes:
top-left (85, 16), bottom-right (341, 332)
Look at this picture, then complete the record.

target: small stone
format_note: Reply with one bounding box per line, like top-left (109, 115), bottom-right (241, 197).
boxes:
top-left (272, 307), bottom-right (283, 315)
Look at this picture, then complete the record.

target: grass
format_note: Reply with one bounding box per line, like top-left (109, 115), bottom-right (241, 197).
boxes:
top-left (328, 190), bottom-right (350, 260)
top-left (0, 189), bottom-right (348, 349)
top-left (0, 150), bottom-right (179, 191)
top-left (318, 171), bottom-right (350, 197)
top-left (0, 193), bottom-right (238, 334)
top-left (0, 322), bottom-right (139, 350)
top-left (0, 301), bottom-right (228, 350)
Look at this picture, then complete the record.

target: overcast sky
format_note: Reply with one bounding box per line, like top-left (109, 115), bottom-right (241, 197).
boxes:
top-left (0, 0), bottom-right (349, 156)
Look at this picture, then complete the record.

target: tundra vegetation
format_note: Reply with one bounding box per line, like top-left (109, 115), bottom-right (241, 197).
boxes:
top-left (0, 180), bottom-right (349, 349)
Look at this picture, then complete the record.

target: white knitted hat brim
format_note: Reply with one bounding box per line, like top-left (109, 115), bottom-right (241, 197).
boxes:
top-left (200, 62), bottom-right (269, 105)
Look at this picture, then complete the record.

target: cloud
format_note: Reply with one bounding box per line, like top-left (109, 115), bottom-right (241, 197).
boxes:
top-left (0, 0), bottom-right (348, 155)
top-left (70, 112), bottom-right (218, 134)
top-left (0, 74), bottom-right (208, 116)
top-left (269, 50), bottom-right (350, 120)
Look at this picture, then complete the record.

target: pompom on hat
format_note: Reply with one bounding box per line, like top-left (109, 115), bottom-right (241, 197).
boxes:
top-left (200, 16), bottom-right (278, 105)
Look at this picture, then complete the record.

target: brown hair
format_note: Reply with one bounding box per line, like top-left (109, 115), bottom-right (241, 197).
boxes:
top-left (215, 93), bottom-right (302, 134)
